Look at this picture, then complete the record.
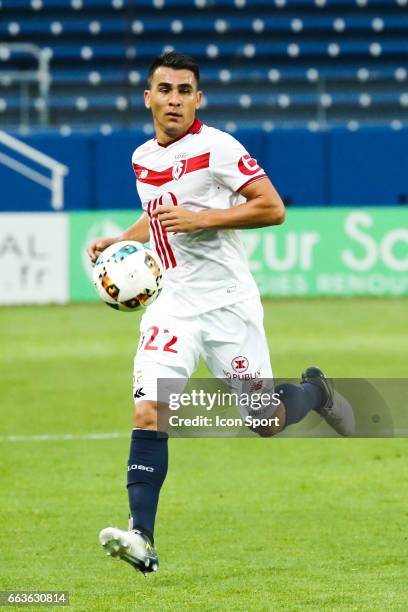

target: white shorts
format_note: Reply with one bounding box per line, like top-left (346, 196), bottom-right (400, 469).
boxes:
top-left (132, 297), bottom-right (275, 419)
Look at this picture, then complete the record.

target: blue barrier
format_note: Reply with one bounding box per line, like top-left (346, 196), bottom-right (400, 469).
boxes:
top-left (0, 127), bottom-right (407, 211)
top-left (0, 133), bottom-right (93, 212)
top-left (93, 132), bottom-right (147, 211)
top-left (264, 129), bottom-right (328, 206)
top-left (329, 127), bottom-right (408, 206)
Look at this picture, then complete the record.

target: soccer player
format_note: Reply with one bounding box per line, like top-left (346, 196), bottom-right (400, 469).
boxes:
top-left (88, 52), bottom-right (354, 575)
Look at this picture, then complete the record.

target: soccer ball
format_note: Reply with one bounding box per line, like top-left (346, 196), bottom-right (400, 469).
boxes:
top-left (93, 241), bottom-right (163, 312)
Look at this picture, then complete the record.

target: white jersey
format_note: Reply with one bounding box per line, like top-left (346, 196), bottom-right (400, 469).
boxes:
top-left (132, 119), bottom-right (268, 316)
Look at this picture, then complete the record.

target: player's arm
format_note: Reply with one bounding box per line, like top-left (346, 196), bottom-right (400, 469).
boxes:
top-left (152, 177), bottom-right (285, 233)
top-left (87, 212), bottom-right (150, 263)
top-left (201, 177), bottom-right (285, 230)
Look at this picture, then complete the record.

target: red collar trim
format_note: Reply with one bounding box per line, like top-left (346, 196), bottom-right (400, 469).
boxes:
top-left (156, 118), bottom-right (203, 148)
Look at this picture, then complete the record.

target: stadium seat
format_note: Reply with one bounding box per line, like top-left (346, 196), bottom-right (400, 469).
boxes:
top-left (0, 0), bottom-right (407, 129)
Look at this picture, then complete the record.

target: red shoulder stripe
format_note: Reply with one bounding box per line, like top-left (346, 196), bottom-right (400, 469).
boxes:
top-left (133, 152), bottom-right (210, 187)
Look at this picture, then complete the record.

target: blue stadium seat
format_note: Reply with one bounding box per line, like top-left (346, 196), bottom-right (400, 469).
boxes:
top-left (0, 0), bottom-right (407, 129)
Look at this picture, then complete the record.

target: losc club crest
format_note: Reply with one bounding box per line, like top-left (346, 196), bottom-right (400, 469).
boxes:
top-left (172, 159), bottom-right (187, 181)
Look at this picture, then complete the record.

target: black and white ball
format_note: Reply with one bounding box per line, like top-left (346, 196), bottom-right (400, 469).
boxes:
top-left (93, 241), bottom-right (163, 312)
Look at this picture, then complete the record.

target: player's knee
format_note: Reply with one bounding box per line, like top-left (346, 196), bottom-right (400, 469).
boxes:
top-left (251, 422), bottom-right (282, 437)
top-left (134, 401), bottom-right (158, 430)
top-left (251, 424), bottom-right (280, 437)
top-left (250, 403), bottom-right (286, 438)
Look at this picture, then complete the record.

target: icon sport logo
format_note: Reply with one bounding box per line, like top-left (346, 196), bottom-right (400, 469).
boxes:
top-left (231, 356), bottom-right (249, 373)
top-left (238, 154), bottom-right (261, 176)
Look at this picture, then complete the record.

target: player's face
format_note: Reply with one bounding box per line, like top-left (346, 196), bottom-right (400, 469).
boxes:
top-left (145, 67), bottom-right (202, 143)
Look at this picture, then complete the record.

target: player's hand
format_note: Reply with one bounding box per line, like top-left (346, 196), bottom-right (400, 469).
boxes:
top-left (152, 205), bottom-right (203, 233)
top-left (87, 237), bottom-right (117, 264)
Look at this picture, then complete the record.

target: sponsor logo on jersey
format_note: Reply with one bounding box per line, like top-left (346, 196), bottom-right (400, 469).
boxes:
top-left (222, 367), bottom-right (262, 381)
top-left (238, 154), bottom-right (261, 176)
top-left (140, 169), bottom-right (149, 179)
top-left (232, 356), bottom-right (249, 373)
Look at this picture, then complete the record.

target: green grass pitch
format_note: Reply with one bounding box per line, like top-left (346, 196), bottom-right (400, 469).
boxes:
top-left (1, 298), bottom-right (407, 611)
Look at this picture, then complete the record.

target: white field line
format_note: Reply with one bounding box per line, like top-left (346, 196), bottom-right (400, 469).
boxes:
top-left (0, 430), bottom-right (407, 442)
top-left (0, 432), bottom-right (129, 442)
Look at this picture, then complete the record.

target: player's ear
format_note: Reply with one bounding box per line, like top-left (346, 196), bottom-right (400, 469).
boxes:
top-left (195, 90), bottom-right (203, 110)
top-left (144, 90), bottom-right (151, 109)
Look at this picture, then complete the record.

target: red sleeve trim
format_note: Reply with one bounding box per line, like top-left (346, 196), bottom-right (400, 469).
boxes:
top-left (237, 173), bottom-right (268, 193)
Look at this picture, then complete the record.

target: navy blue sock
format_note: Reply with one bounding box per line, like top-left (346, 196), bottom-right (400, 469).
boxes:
top-left (127, 429), bottom-right (168, 544)
top-left (276, 383), bottom-right (325, 427)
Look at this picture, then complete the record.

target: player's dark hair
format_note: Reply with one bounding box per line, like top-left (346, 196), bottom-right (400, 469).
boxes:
top-left (147, 52), bottom-right (200, 88)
